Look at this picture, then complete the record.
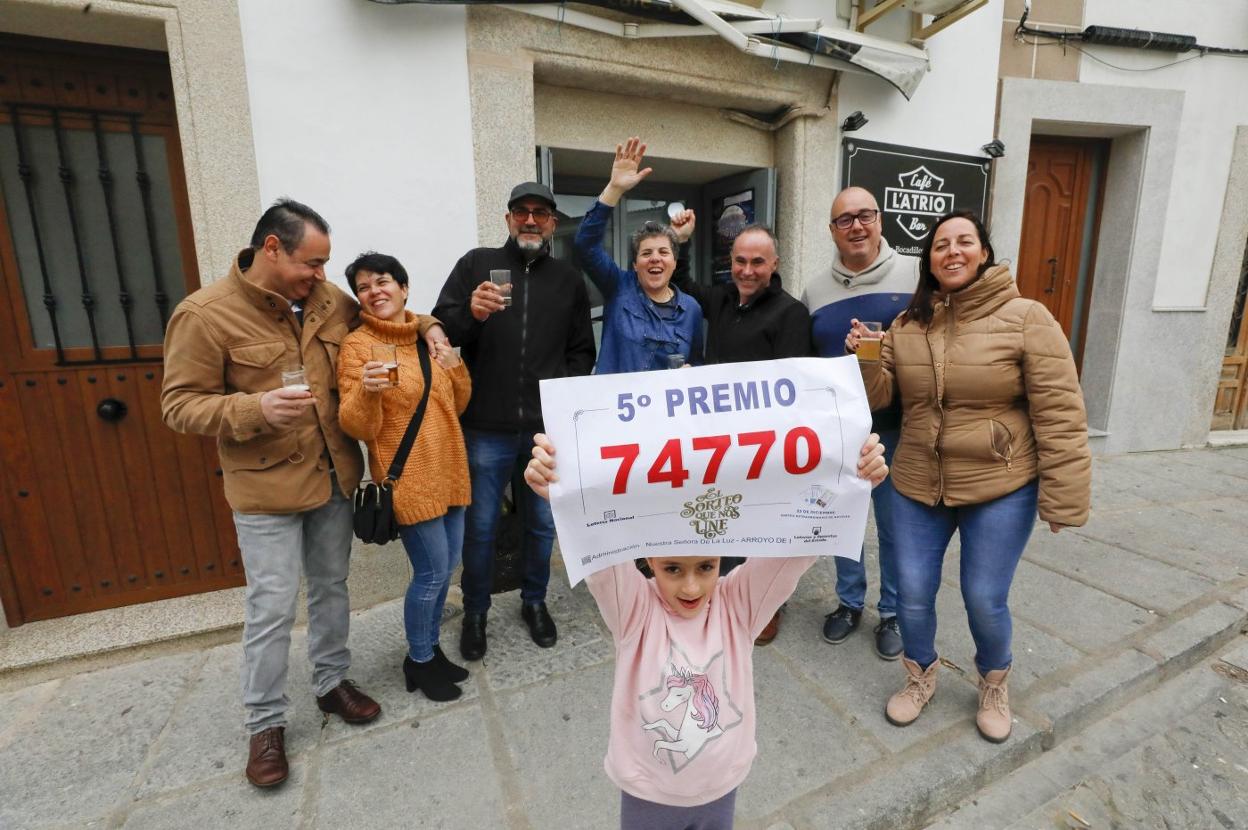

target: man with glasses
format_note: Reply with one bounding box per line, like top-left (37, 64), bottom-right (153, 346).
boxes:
top-left (802, 186), bottom-right (919, 660)
top-left (432, 182), bottom-right (596, 661)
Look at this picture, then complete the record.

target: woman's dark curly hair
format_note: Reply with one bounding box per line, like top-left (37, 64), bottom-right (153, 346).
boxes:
top-left (902, 210), bottom-right (996, 327)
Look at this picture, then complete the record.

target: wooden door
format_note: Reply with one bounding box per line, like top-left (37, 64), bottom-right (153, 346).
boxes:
top-left (1016, 137), bottom-right (1108, 369)
top-left (0, 36), bottom-right (242, 625)
top-left (1212, 253), bottom-right (1248, 430)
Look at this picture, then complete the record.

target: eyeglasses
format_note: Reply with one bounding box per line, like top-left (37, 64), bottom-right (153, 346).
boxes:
top-left (510, 206), bottom-right (555, 223)
top-left (832, 209), bottom-right (880, 229)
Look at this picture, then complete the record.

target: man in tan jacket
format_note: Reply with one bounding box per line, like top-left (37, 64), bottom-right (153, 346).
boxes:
top-left (162, 199), bottom-right (423, 788)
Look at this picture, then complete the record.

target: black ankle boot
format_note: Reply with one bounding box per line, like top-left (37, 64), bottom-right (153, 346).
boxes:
top-left (432, 644), bottom-right (469, 683)
top-left (460, 613), bottom-right (487, 661)
top-left (402, 656), bottom-right (462, 702)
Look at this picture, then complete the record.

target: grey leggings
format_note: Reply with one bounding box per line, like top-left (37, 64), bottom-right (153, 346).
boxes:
top-left (620, 788), bottom-right (736, 830)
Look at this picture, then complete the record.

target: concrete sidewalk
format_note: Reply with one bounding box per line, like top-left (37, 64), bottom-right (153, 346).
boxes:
top-left (1, 447), bottom-right (1246, 829)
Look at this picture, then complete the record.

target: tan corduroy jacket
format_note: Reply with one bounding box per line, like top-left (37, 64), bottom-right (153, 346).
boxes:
top-left (161, 248), bottom-right (437, 514)
top-left (337, 311), bottom-right (472, 526)
top-left (861, 264), bottom-right (1091, 527)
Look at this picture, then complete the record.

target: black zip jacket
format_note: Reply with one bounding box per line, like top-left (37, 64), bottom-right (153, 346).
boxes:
top-left (672, 267), bottom-right (812, 364)
top-left (432, 238), bottom-right (595, 433)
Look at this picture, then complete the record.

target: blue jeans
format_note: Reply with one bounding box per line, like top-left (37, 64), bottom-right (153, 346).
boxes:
top-left (398, 507), bottom-right (465, 662)
top-left (891, 479), bottom-right (1039, 675)
top-left (461, 429), bottom-right (556, 615)
top-left (834, 430), bottom-right (899, 617)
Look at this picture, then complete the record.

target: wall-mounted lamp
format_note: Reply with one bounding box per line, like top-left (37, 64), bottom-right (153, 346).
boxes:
top-left (841, 111), bottom-right (869, 132)
top-left (982, 139), bottom-right (1006, 158)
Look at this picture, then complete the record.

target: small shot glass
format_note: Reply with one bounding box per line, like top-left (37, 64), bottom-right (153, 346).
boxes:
top-left (371, 344), bottom-right (398, 388)
top-left (489, 269), bottom-right (513, 308)
top-left (666, 353), bottom-right (687, 370)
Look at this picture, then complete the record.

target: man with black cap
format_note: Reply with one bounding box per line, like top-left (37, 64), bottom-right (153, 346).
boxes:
top-left (433, 182), bottom-right (595, 661)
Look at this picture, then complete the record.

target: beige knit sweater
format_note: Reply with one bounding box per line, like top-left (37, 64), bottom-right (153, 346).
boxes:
top-left (337, 310), bottom-right (471, 525)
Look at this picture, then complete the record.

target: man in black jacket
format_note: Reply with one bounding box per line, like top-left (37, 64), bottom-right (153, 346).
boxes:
top-left (671, 219), bottom-right (812, 644)
top-left (672, 222), bottom-right (812, 363)
top-left (432, 182), bottom-right (596, 661)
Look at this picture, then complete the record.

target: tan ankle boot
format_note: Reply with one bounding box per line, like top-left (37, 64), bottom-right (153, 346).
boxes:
top-left (976, 667), bottom-right (1012, 743)
top-left (885, 657), bottom-right (938, 726)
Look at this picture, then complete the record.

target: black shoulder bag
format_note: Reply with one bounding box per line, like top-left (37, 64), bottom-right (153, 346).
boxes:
top-left (353, 340), bottom-right (433, 544)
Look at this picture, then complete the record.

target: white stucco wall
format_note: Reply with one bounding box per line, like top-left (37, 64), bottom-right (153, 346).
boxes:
top-left (237, 0), bottom-right (477, 312)
top-left (833, 0), bottom-right (1006, 159)
top-left (1080, 0), bottom-right (1248, 310)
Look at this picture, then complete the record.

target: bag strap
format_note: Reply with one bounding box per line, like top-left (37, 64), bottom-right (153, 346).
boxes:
top-left (383, 340), bottom-right (434, 484)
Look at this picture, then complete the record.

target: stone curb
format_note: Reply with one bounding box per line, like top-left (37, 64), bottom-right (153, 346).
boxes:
top-left (1137, 601), bottom-right (1246, 674)
top-left (780, 725), bottom-right (1044, 830)
top-left (1014, 647), bottom-right (1157, 751)
top-left (768, 601), bottom-right (1248, 829)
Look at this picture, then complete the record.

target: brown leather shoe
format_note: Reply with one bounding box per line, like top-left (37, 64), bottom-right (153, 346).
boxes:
top-left (316, 679), bottom-right (381, 724)
top-left (755, 609), bottom-right (783, 646)
top-left (246, 726), bottom-right (288, 788)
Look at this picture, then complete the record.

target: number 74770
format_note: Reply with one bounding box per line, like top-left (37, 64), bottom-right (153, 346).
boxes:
top-left (599, 427), bottom-right (822, 495)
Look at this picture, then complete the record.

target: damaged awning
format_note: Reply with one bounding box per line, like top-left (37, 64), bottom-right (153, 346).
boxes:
top-left (367, 0), bottom-right (931, 99)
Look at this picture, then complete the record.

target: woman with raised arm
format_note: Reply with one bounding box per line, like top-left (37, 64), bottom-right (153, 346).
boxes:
top-left (573, 136), bottom-right (703, 373)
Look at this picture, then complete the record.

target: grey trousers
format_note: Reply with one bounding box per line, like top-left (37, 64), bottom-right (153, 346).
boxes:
top-left (233, 481), bottom-right (353, 734)
top-left (620, 788), bottom-right (737, 830)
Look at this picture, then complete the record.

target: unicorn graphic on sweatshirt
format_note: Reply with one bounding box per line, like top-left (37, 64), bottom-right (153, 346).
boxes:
top-left (643, 665), bottom-right (723, 762)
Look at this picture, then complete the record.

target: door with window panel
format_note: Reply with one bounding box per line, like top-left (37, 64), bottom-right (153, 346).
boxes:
top-left (0, 36), bottom-right (242, 625)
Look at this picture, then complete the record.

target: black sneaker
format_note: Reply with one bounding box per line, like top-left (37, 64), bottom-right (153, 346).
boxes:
top-left (873, 616), bottom-right (903, 661)
top-left (822, 605), bottom-right (862, 644)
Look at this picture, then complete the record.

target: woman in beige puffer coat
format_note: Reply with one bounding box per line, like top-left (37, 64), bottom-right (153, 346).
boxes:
top-left (850, 210), bottom-right (1090, 744)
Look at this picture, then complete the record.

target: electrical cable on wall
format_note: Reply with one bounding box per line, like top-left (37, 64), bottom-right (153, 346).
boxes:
top-left (1015, 2), bottom-right (1248, 73)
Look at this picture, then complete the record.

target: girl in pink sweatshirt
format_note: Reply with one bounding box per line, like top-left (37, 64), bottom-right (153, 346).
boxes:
top-left (524, 432), bottom-right (887, 829)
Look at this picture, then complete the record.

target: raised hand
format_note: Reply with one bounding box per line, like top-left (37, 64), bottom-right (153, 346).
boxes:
top-left (670, 209), bottom-right (696, 244)
top-left (600, 136), bottom-right (653, 206)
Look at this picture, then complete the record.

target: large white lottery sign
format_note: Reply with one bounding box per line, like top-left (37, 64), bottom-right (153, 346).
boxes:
top-left (539, 357), bottom-right (873, 585)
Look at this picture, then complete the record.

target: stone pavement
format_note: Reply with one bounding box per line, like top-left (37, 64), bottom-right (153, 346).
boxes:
top-left (928, 639), bottom-right (1248, 829)
top-left (0, 446), bottom-right (1246, 829)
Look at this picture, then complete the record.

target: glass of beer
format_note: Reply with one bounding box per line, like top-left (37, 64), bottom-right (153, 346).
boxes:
top-left (371, 344), bottom-right (399, 387)
top-left (857, 322), bottom-right (883, 362)
top-left (280, 366), bottom-right (309, 391)
top-left (489, 269), bottom-right (513, 308)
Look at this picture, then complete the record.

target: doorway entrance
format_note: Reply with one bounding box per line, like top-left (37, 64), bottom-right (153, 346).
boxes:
top-left (1212, 245), bottom-right (1248, 430)
top-left (0, 36), bottom-right (242, 625)
top-left (1016, 136), bottom-right (1109, 370)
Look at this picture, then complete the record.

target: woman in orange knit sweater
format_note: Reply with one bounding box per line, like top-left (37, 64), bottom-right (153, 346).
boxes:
top-left (338, 252), bottom-right (472, 702)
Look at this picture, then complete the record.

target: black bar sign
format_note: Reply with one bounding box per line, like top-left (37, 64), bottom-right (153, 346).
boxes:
top-left (841, 138), bottom-right (990, 257)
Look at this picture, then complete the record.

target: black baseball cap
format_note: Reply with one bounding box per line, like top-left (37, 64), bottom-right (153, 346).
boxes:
top-left (508, 182), bottom-right (557, 211)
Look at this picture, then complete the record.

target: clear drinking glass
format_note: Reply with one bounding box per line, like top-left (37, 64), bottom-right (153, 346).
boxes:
top-left (280, 366), bottom-right (309, 391)
top-left (666, 353), bottom-right (687, 369)
top-left (857, 321), bottom-right (884, 362)
top-left (371, 344), bottom-right (398, 387)
top-left (489, 269), bottom-right (513, 308)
